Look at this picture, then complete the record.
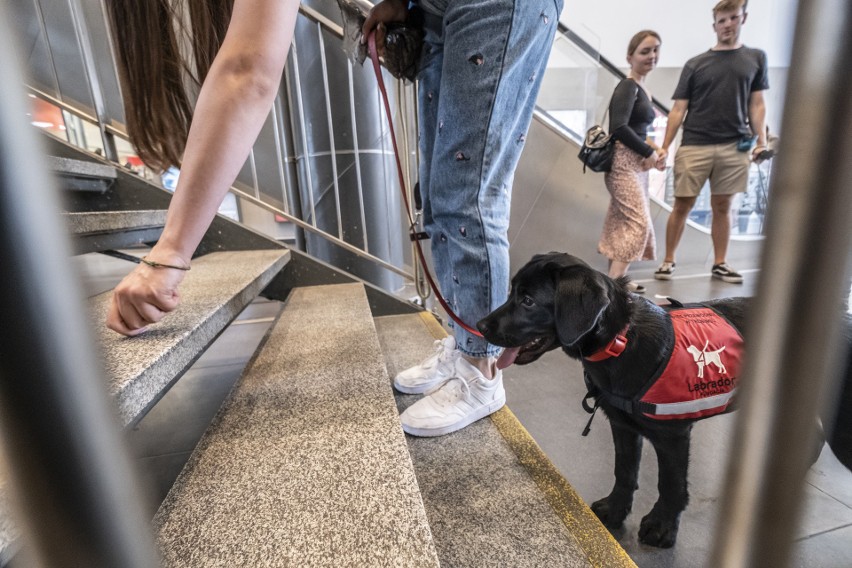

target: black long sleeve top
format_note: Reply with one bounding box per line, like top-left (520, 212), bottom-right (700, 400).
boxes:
top-left (608, 78), bottom-right (656, 158)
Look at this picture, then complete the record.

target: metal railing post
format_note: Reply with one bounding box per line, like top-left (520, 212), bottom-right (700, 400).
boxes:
top-left (68, 0), bottom-right (119, 161)
top-left (0, 5), bottom-right (159, 566)
top-left (711, 1), bottom-right (852, 566)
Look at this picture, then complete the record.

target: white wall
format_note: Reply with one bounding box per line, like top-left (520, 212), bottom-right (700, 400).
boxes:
top-left (561, 0), bottom-right (797, 68)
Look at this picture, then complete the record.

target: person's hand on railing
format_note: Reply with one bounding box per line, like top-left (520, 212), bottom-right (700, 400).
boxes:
top-left (361, 0), bottom-right (408, 56)
top-left (105, 252), bottom-right (188, 336)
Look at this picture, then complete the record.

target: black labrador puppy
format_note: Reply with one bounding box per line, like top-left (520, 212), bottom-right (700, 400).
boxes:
top-left (478, 252), bottom-right (852, 548)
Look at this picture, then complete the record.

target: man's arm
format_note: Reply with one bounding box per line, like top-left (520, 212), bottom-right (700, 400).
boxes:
top-left (661, 99), bottom-right (689, 151)
top-left (748, 89), bottom-right (767, 157)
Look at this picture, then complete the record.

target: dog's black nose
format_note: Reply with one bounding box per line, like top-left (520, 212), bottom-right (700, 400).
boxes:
top-left (477, 319), bottom-right (491, 335)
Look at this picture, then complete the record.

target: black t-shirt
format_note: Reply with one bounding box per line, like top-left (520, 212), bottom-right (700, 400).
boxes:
top-left (673, 46), bottom-right (769, 146)
top-left (609, 78), bottom-right (656, 158)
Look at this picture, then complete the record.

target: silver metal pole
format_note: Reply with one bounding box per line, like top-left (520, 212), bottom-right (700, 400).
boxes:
top-left (0, 6), bottom-right (159, 567)
top-left (711, 1), bottom-right (852, 566)
top-left (317, 23), bottom-right (344, 240)
top-left (68, 0), bottom-right (119, 162)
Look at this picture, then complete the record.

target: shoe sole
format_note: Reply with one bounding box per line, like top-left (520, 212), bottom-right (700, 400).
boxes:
top-left (712, 273), bottom-right (743, 284)
top-left (654, 273), bottom-right (673, 281)
top-left (401, 394), bottom-right (507, 437)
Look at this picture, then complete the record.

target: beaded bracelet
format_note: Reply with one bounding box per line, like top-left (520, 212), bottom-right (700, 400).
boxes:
top-left (140, 256), bottom-right (191, 271)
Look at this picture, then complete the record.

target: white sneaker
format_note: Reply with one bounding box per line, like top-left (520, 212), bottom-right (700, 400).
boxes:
top-left (399, 358), bottom-right (506, 437)
top-left (393, 337), bottom-right (460, 394)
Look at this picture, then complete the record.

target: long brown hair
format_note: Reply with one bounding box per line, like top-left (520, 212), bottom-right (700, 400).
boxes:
top-left (105, 0), bottom-right (234, 171)
top-left (627, 30), bottom-right (661, 57)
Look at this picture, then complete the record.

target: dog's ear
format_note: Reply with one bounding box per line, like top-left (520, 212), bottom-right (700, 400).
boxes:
top-left (554, 267), bottom-right (610, 346)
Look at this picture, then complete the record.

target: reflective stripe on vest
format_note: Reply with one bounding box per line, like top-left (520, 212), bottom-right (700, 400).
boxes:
top-left (640, 307), bottom-right (744, 420)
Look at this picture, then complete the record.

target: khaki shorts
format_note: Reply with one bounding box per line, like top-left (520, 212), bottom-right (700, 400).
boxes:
top-left (673, 142), bottom-right (750, 198)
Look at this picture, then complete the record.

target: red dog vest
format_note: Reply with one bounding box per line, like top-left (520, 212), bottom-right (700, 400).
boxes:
top-left (585, 306), bottom-right (744, 422)
top-left (639, 307), bottom-right (744, 420)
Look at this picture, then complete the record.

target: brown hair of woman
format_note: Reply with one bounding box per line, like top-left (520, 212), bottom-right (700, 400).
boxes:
top-left (105, 0), bottom-right (235, 170)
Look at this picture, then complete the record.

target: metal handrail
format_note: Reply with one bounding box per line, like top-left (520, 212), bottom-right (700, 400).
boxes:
top-left (229, 186), bottom-right (413, 279)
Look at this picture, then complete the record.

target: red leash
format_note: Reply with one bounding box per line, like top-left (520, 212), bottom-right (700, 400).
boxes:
top-left (367, 31), bottom-right (483, 337)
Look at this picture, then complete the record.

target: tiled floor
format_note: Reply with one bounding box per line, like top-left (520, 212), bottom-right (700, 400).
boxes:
top-left (81, 252), bottom-right (852, 567)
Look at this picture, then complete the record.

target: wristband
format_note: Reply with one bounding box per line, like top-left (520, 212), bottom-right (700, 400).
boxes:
top-left (140, 256), bottom-right (191, 271)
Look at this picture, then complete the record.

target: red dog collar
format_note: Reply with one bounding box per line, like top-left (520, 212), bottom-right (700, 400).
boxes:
top-left (584, 326), bottom-right (629, 362)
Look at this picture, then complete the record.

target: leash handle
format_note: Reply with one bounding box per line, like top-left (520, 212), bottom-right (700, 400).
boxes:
top-left (367, 31), bottom-right (483, 338)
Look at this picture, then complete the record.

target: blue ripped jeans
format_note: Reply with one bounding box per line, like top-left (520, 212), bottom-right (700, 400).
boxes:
top-left (418, 0), bottom-right (561, 358)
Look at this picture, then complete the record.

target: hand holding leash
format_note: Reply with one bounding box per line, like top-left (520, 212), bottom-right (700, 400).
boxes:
top-left (361, 0), bottom-right (408, 53)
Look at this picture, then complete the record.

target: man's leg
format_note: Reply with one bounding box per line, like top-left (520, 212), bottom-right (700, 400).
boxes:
top-left (656, 144), bottom-right (711, 280)
top-left (710, 193), bottom-right (735, 265)
top-left (708, 142), bottom-right (750, 265)
top-left (707, 142), bottom-right (750, 283)
top-left (664, 196), bottom-right (698, 264)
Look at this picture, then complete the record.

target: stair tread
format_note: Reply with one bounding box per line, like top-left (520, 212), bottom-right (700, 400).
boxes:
top-left (47, 156), bottom-right (116, 180)
top-left (65, 210), bottom-right (167, 235)
top-left (374, 312), bottom-right (636, 568)
top-left (154, 283), bottom-right (439, 567)
top-left (90, 249), bottom-right (289, 426)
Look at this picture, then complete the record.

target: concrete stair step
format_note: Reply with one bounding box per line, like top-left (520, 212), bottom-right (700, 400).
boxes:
top-left (89, 249), bottom-right (289, 426)
top-left (154, 283), bottom-right (439, 567)
top-left (65, 210), bottom-right (167, 254)
top-left (374, 312), bottom-right (637, 568)
top-left (47, 155), bottom-right (116, 192)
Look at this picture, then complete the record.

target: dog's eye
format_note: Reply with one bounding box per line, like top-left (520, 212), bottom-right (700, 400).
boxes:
top-left (521, 295), bottom-right (535, 307)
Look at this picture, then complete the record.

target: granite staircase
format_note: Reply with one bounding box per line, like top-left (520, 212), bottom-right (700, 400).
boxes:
top-left (0, 136), bottom-right (635, 567)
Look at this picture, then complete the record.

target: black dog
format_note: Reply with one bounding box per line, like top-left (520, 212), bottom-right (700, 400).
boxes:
top-left (478, 252), bottom-right (852, 548)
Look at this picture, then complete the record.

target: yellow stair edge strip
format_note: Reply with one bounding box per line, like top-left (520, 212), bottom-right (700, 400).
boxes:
top-left (491, 407), bottom-right (637, 568)
top-left (418, 311), bottom-right (636, 568)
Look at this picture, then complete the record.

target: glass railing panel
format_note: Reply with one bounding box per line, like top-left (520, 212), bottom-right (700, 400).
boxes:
top-left (9, 0), bottom-right (60, 97)
top-left (538, 33), bottom-right (622, 143)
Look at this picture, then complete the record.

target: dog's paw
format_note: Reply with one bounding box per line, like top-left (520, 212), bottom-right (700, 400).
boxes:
top-left (638, 511), bottom-right (680, 548)
top-left (591, 496), bottom-right (632, 528)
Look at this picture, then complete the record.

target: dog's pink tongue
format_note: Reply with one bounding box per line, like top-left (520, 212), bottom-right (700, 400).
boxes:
top-left (496, 347), bottom-right (520, 369)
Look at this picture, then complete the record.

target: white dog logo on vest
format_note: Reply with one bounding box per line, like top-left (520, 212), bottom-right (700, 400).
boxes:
top-left (686, 341), bottom-right (727, 379)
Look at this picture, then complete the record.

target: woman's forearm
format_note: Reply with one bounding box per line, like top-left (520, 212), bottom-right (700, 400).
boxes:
top-left (152, 0), bottom-right (300, 264)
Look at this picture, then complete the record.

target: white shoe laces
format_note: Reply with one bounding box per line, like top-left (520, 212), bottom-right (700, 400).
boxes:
top-left (423, 338), bottom-right (455, 367)
top-left (425, 374), bottom-right (472, 406)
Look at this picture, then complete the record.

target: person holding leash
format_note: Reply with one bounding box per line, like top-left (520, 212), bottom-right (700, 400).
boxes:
top-left (598, 30), bottom-right (666, 295)
top-left (654, 0), bottom-right (768, 284)
top-left (364, 0), bottom-right (562, 437)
